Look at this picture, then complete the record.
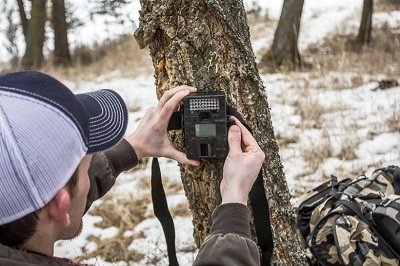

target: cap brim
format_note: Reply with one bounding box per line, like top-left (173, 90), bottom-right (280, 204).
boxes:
top-left (77, 89), bottom-right (128, 153)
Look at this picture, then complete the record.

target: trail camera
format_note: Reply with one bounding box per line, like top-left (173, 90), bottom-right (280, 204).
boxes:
top-left (182, 93), bottom-right (228, 159)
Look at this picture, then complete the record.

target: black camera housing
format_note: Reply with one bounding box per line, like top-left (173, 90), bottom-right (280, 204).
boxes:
top-left (181, 93), bottom-right (228, 159)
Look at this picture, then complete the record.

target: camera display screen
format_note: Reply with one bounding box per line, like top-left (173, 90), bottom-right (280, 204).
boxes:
top-left (195, 123), bottom-right (216, 137)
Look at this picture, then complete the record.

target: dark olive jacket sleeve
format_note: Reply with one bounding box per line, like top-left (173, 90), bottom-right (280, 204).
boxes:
top-left (193, 203), bottom-right (260, 266)
top-left (85, 139), bottom-right (138, 212)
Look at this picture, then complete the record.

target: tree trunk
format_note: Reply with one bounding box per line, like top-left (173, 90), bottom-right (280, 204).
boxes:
top-left (356, 0), bottom-right (373, 45)
top-left (135, 0), bottom-right (308, 264)
top-left (16, 0), bottom-right (28, 42)
top-left (22, 0), bottom-right (47, 69)
top-left (262, 0), bottom-right (304, 69)
top-left (52, 0), bottom-right (71, 66)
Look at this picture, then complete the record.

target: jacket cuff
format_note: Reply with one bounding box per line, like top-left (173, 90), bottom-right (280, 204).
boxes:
top-left (103, 138), bottom-right (138, 176)
top-left (210, 203), bottom-right (252, 238)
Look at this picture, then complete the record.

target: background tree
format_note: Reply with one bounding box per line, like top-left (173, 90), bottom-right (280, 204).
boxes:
top-left (261, 0), bottom-right (304, 70)
top-left (22, 0), bottom-right (47, 69)
top-left (135, 0), bottom-right (308, 264)
top-left (356, 0), bottom-right (373, 45)
top-left (52, 0), bottom-right (71, 66)
top-left (16, 0), bottom-right (28, 42)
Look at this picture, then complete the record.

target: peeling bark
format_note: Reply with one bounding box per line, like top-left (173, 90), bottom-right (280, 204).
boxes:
top-left (135, 0), bottom-right (308, 264)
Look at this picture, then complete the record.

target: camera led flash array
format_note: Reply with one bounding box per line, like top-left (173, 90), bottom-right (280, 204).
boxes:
top-left (189, 98), bottom-right (220, 111)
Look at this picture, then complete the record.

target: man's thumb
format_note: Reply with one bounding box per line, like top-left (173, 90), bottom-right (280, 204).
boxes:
top-left (228, 125), bottom-right (242, 154)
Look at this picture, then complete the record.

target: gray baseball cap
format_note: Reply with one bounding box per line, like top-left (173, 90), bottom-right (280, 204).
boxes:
top-left (0, 71), bottom-right (128, 225)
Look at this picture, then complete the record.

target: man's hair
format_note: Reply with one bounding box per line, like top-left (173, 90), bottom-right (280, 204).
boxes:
top-left (0, 170), bottom-right (79, 247)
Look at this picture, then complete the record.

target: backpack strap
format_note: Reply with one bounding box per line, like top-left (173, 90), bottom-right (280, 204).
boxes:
top-left (385, 165), bottom-right (400, 195)
top-left (308, 209), bottom-right (347, 265)
top-left (335, 199), bottom-right (400, 260)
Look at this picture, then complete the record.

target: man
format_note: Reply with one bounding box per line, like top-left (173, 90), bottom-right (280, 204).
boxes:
top-left (0, 71), bottom-right (265, 265)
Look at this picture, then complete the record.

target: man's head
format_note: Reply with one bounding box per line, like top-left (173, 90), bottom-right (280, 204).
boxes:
top-left (0, 71), bottom-right (128, 247)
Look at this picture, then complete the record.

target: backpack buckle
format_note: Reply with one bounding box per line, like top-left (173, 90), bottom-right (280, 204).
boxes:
top-left (381, 198), bottom-right (393, 207)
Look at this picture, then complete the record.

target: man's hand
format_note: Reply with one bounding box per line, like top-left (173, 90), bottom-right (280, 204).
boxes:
top-left (126, 85), bottom-right (200, 166)
top-left (220, 116), bottom-right (265, 205)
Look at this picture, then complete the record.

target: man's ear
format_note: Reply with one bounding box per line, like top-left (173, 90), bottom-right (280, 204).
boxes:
top-left (47, 188), bottom-right (71, 227)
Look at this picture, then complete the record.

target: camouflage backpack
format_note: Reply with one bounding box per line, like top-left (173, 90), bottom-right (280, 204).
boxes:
top-left (294, 166), bottom-right (400, 266)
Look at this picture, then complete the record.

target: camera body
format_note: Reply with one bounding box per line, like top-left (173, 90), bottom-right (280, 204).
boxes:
top-left (181, 93), bottom-right (228, 159)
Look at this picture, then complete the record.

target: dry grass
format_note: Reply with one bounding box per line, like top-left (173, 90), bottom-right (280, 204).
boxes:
top-left (303, 24), bottom-right (400, 77)
top-left (136, 174), bottom-right (184, 195)
top-left (375, 0), bottom-right (400, 12)
top-left (276, 133), bottom-right (300, 148)
top-left (73, 175), bottom-right (189, 264)
top-left (294, 97), bottom-right (326, 128)
top-left (171, 202), bottom-right (192, 217)
top-left (301, 130), bottom-right (333, 171)
top-left (386, 102), bottom-right (400, 132)
top-left (41, 35), bottom-right (153, 81)
top-left (310, 74), bottom-right (366, 91)
top-left (125, 158), bottom-right (149, 174)
top-left (248, 14), bottom-right (275, 38)
top-left (75, 193), bottom-right (150, 264)
top-left (293, 90), bottom-right (336, 129)
top-left (336, 137), bottom-right (360, 161)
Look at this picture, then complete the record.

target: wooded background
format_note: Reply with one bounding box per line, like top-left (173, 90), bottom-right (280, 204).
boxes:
top-left (4, 0), bottom-right (376, 70)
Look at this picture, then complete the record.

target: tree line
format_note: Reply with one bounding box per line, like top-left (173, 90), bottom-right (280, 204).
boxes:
top-left (6, 0), bottom-right (130, 69)
top-left (3, 0), bottom-right (375, 70)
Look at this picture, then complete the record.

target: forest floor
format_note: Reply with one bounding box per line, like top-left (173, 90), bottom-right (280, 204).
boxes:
top-left (1, 1), bottom-right (399, 266)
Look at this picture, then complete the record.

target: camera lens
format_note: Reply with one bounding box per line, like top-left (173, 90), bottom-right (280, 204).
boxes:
top-left (199, 111), bottom-right (211, 121)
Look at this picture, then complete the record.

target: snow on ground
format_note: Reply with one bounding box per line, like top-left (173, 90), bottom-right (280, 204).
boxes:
top-left (263, 73), bottom-right (400, 191)
top-left (53, 72), bottom-right (400, 265)
top-left (1, 0), bottom-right (399, 265)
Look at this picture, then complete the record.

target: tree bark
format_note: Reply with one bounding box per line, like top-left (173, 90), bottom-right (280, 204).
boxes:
top-left (22, 0), bottom-right (47, 69)
top-left (52, 0), bottom-right (71, 66)
top-left (262, 0), bottom-right (304, 69)
top-left (356, 0), bottom-right (373, 45)
top-left (16, 0), bottom-right (28, 42)
top-left (135, 0), bottom-right (308, 264)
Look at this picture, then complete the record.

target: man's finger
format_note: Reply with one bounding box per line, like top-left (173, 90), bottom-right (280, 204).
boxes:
top-left (157, 85), bottom-right (196, 111)
top-left (158, 89), bottom-right (192, 126)
top-left (229, 116), bottom-right (258, 147)
top-left (169, 149), bottom-right (200, 166)
top-left (227, 125), bottom-right (242, 155)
